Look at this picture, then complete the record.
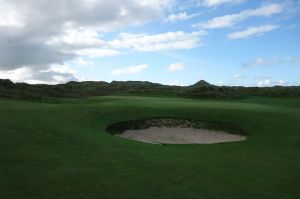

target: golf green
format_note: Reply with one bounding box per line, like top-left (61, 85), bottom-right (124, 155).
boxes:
top-left (0, 96), bottom-right (299, 199)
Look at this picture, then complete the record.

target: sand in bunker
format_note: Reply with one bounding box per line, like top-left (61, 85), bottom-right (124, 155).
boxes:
top-left (118, 127), bottom-right (246, 144)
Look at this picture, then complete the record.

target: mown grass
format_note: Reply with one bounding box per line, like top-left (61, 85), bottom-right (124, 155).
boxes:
top-left (0, 96), bottom-right (299, 199)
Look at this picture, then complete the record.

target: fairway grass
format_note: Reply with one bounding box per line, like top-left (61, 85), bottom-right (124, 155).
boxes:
top-left (0, 96), bottom-right (299, 199)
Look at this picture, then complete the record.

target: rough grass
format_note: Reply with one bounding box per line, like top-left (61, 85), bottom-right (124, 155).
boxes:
top-left (0, 96), bottom-right (299, 199)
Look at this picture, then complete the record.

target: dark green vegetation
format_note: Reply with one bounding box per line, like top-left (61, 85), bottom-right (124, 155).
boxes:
top-left (0, 96), bottom-right (299, 199)
top-left (1, 79), bottom-right (300, 100)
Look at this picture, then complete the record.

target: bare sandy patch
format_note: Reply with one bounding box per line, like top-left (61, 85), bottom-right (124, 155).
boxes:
top-left (118, 127), bottom-right (246, 144)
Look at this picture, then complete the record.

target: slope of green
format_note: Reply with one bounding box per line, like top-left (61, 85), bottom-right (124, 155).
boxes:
top-left (0, 96), bottom-right (299, 199)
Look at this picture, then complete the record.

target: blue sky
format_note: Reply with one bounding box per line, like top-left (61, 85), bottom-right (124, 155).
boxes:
top-left (0, 0), bottom-right (299, 86)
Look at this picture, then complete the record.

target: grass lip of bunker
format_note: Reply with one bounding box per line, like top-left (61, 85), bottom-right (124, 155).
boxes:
top-left (106, 118), bottom-right (247, 144)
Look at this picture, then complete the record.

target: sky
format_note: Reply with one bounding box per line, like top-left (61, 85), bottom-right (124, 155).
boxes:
top-left (0, 0), bottom-right (299, 87)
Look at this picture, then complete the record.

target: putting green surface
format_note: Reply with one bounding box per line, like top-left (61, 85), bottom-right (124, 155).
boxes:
top-left (0, 96), bottom-right (299, 199)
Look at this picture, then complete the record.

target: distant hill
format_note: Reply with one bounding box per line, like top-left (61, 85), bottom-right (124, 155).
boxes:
top-left (0, 79), bottom-right (299, 100)
top-left (188, 80), bottom-right (214, 88)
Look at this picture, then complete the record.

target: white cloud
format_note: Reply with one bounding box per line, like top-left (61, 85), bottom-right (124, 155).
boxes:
top-left (46, 24), bottom-right (105, 47)
top-left (111, 64), bottom-right (148, 75)
top-left (76, 48), bottom-right (121, 58)
top-left (244, 57), bottom-right (280, 67)
top-left (202, 0), bottom-right (245, 7)
top-left (45, 25), bottom-right (203, 60)
top-left (227, 25), bottom-right (279, 40)
top-left (257, 79), bottom-right (272, 87)
top-left (195, 3), bottom-right (283, 29)
top-left (109, 31), bottom-right (205, 51)
top-left (0, 64), bottom-right (79, 84)
top-left (0, 0), bottom-right (175, 71)
top-left (233, 73), bottom-right (246, 79)
top-left (167, 63), bottom-right (185, 72)
top-left (42, 64), bottom-right (76, 75)
top-left (74, 58), bottom-right (94, 66)
top-left (257, 79), bottom-right (287, 87)
top-left (47, 28), bottom-right (203, 57)
top-left (0, 67), bottom-right (33, 82)
top-left (0, 0), bottom-right (25, 28)
top-left (46, 24), bottom-right (122, 58)
top-left (243, 56), bottom-right (300, 67)
top-left (165, 12), bottom-right (201, 22)
top-left (167, 81), bottom-right (186, 86)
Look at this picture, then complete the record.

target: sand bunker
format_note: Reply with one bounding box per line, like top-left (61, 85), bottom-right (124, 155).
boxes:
top-left (118, 127), bottom-right (246, 144)
top-left (107, 118), bottom-right (247, 144)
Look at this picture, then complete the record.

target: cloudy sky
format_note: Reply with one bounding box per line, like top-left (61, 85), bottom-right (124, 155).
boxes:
top-left (0, 0), bottom-right (299, 86)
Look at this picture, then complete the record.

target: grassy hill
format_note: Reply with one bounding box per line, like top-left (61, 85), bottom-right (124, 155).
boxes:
top-left (1, 79), bottom-right (300, 100)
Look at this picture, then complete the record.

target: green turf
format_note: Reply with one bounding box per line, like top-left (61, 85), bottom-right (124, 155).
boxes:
top-left (0, 96), bottom-right (299, 199)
